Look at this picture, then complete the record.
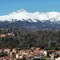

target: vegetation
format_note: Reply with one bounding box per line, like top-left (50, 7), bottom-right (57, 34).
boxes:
top-left (0, 29), bottom-right (60, 50)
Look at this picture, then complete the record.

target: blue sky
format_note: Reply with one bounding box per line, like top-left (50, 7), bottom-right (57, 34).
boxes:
top-left (0, 0), bottom-right (60, 15)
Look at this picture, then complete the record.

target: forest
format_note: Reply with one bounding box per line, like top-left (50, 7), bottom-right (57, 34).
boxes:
top-left (0, 29), bottom-right (60, 50)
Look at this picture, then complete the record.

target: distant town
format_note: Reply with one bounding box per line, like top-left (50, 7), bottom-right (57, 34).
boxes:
top-left (0, 47), bottom-right (60, 60)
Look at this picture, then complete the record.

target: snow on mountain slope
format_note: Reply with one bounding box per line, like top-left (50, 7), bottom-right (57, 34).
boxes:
top-left (0, 9), bottom-right (60, 22)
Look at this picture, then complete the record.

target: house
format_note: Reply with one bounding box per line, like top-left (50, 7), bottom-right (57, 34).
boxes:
top-left (55, 57), bottom-right (60, 60)
top-left (7, 32), bottom-right (15, 36)
top-left (0, 34), bottom-right (6, 38)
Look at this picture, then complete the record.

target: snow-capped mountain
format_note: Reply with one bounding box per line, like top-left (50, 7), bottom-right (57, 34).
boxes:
top-left (0, 9), bottom-right (60, 30)
top-left (0, 9), bottom-right (60, 22)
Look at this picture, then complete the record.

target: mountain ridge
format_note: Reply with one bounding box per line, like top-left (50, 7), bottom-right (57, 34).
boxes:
top-left (0, 9), bottom-right (60, 22)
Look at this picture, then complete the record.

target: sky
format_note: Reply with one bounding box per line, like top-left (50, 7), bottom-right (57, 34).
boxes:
top-left (0, 0), bottom-right (60, 16)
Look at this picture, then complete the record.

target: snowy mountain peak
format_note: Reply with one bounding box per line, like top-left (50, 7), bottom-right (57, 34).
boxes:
top-left (16, 9), bottom-right (27, 13)
top-left (0, 9), bottom-right (60, 22)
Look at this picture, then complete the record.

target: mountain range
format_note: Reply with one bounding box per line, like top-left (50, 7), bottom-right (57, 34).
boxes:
top-left (0, 9), bottom-right (60, 30)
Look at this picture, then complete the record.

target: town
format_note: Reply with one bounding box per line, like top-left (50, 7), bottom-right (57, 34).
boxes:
top-left (0, 47), bottom-right (60, 60)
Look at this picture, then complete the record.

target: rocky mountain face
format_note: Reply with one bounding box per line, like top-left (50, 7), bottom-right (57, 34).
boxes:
top-left (0, 9), bottom-right (60, 30)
